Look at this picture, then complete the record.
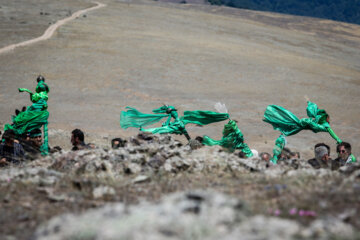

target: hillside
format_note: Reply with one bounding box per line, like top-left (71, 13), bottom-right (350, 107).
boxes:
top-left (0, 0), bottom-right (359, 157)
top-left (0, 0), bottom-right (360, 238)
top-left (207, 0), bottom-right (360, 25)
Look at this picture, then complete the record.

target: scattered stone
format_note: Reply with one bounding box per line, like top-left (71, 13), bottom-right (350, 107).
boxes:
top-left (132, 175), bottom-right (150, 184)
top-left (92, 186), bottom-right (116, 199)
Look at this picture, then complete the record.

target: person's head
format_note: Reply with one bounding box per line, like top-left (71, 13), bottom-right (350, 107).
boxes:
top-left (260, 152), bottom-right (271, 162)
top-left (111, 138), bottom-right (126, 149)
top-left (337, 142), bottom-right (351, 160)
top-left (2, 130), bottom-right (16, 146)
top-left (279, 147), bottom-right (292, 160)
top-left (315, 143), bottom-right (330, 155)
top-left (290, 152), bottom-right (300, 159)
top-left (195, 136), bottom-right (203, 143)
top-left (71, 129), bottom-right (84, 146)
top-left (29, 128), bottom-right (42, 148)
top-left (315, 145), bottom-right (329, 162)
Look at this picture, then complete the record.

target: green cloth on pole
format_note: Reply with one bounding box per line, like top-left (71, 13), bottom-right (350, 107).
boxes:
top-left (5, 79), bottom-right (50, 155)
top-left (36, 80), bottom-right (50, 93)
top-left (181, 111), bottom-right (230, 126)
top-left (120, 105), bottom-right (229, 139)
top-left (40, 123), bottom-right (49, 155)
top-left (4, 110), bottom-right (49, 136)
top-left (270, 135), bottom-right (286, 164)
top-left (349, 154), bottom-right (357, 163)
top-left (120, 107), bottom-right (169, 129)
top-left (202, 120), bottom-right (253, 157)
top-left (263, 101), bottom-right (342, 143)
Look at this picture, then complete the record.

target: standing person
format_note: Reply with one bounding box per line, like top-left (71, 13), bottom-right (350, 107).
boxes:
top-left (0, 130), bottom-right (25, 166)
top-left (263, 98), bottom-right (342, 164)
top-left (71, 129), bottom-right (90, 151)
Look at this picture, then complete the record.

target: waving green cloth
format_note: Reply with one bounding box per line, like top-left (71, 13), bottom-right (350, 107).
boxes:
top-left (121, 106), bottom-right (230, 140)
top-left (181, 111), bottom-right (229, 126)
top-left (270, 135), bottom-right (286, 164)
top-left (4, 110), bottom-right (49, 136)
top-left (202, 120), bottom-right (253, 157)
top-left (263, 101), bottom-right (341, 143)
top-left (120, 107), bottom-right (169, 129)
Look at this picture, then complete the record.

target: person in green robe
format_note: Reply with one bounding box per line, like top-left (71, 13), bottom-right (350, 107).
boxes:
top-left (4, 75), bottom-right (50, 155)
top-left (202, 119), bottom-right (253, 158)
top-left (120, 105), bottom-right (229, 141)
top-left (263, 100), bottom-right (344, 164)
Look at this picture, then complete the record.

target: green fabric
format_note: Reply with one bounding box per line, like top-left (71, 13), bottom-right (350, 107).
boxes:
top-left (40, 123), bottom-right (49, 155)
top-left (181, 111), bottom-right (230, 126)
top-left (327, 127), bottom-right (342, 144)
top-left (350, 154), bottom-right (356, 163)
top-left (4, 110), bottom-right (49, 136)
top-left (29, 132), bottom-right (42, 137)
top-left (19, 88), bottom-right (33, 94)
top-left (141, 123), bottom-right (186, 135)
top-left (6, 81), bottom-right (50, 155)
top-left (270, 135), bottom-right (286, 164)
top-left (120, 107), bottom-right (169, 129)
top-left (36, 80), bottom-right (49, 93)
top-left (202, 120), bottom-right (253, 157)
top-left (31, 92), bottom-right (48, 104)
top-left (263, 101), bottom-right (334, 136)
top-left (19, 87), bottom-right (49, 107)
top-left (121, 106), bottom-right (229, 138)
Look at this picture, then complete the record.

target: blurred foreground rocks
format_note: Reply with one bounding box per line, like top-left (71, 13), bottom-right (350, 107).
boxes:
top-left (34, 190), bottom-right (356, 240)
top-left (1, 134), bottom-right (359, 239)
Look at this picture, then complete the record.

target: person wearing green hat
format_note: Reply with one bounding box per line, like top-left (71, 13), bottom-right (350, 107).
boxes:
top-left (263, 98), bottom-right (342, 164)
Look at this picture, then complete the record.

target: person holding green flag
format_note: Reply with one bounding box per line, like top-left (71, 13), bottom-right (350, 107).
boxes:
top-left (202, 119), bottom-right (253, 157)
top-left (4, 75), bottom-right (50, 155)
top-left (120, 104), bottom-right (230, 141)
top-left (201, 103), bottom-right (253, 157)
top-left (263, 97), bottom-right (348, 164)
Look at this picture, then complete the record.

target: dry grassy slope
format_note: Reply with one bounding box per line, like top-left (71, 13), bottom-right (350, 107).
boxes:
top-left (0, 0), bottom-right (359, 158)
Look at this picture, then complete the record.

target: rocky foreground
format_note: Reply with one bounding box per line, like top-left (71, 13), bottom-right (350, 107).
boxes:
top-left (0, 133), bottom-right (359, 239)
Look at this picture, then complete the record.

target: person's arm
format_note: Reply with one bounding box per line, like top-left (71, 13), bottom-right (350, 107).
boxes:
top-left (327, 127), bottom-right (342, 144)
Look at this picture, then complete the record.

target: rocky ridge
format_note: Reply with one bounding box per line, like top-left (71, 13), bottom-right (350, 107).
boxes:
top-left (1, 133), bottom-right (360, 239)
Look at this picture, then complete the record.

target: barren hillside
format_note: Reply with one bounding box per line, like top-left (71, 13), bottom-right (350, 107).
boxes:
top-left (0, 0), bottom-right (359, 156)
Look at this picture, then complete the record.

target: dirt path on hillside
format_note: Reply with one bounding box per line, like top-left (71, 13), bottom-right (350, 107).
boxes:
top-left (0, 2), bottom-right (106, 55)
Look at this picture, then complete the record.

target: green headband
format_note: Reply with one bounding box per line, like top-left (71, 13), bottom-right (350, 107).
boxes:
top-left (30, 132), bottom-right (42, 138)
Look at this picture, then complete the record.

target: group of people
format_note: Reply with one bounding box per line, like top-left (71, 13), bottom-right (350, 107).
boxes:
top-left (1, 126), bottom-right (355, 170)
top-left (0, 128), bottom-right (91, 166)
top-left (0, 75), bottom-right (357, 169)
